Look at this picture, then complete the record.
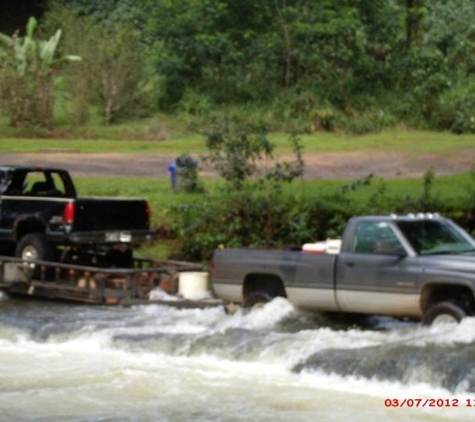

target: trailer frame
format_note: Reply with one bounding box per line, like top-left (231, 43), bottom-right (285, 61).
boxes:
top-left (0, 256), bottom-right (223, 309)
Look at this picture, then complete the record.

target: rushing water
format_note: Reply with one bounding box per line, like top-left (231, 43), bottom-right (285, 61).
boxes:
top-left (1, 291), bottom-right (475, 421)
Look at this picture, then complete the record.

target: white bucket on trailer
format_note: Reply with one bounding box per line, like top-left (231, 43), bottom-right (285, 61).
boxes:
top-left (178, 271), bottom-right (210, 300)
top-left (302, 242), bottom-right (327, 254)
top-left (302, 239), bottom-right (342, 255)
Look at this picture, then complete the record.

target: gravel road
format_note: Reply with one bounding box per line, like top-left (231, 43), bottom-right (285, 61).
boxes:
top-left (1, 150), bottom-right (475, 179)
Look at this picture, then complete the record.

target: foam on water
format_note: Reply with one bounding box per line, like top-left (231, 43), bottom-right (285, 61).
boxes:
top-left (1, 297), bottom-right (475, 420)
top-left (2, 297), bottom-right (471, 364)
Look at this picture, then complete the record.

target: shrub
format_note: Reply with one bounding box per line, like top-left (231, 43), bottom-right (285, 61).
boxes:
top-left (202, 122), bottom-right (304, 189)
top-left (170, 184), bottom-right (306, 261)
top-left (175, 153), bottom-right (204, 193)
top-left (167, 168), bottom-right (468, 262)
top-left (434, 78), bottom-right (475, 133)
top-left (0, 17), bottom-right (80, 128)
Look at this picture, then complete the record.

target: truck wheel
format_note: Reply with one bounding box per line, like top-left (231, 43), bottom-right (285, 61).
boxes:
top-left (242, 292), bottom-right (273, 310)
top-left (422, 301), bottom-right (467, 326)
top-left (15, 233), bottom-right (56, 262)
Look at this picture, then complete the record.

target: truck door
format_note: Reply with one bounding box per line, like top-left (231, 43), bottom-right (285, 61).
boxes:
top-left (335, 220), bottom-right (421, 317)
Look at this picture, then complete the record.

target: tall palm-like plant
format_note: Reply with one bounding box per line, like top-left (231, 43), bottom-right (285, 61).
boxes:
top-left (0, 17), bottom-right (80, 128)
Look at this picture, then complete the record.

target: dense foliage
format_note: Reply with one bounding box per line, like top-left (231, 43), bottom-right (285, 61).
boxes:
top-left (2, 0), bottom-right (475, 132)
top-left (169, 169), bottom-right (475, 262)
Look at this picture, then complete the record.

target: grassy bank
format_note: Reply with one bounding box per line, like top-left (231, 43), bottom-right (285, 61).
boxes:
top-left (73, 172), bottom-right (475, 259)
top-left (2, 128), bottom-right (475, 155)
top-left (74, 172), bottom-right (475, 216)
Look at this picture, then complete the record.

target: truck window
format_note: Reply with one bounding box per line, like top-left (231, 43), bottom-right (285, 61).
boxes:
top-left (396, 220), bottom-right (475, 255)
top-left (352, 221), bottom-right (403, 254)
top-left (24, 171), bottom-right (66, 196)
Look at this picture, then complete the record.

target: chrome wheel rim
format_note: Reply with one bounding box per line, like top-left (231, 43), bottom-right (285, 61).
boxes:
top-left (21, 246), bottom-right (38, 261)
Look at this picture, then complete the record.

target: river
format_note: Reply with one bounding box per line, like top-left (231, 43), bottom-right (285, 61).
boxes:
top-left (1, 292), bottom-right (475, 421)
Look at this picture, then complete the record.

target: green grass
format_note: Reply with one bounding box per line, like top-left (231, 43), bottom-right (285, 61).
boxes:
top-left (2, 119), bottom-right (475, 155)
top-left (74, 176), bottom-right (220, 259)
top-left (272, 130), bottom-right (475, 154)
top-left (74, 176), bottom-right (216, 227)
top-left (301, 173), bottom-right (475, 215)
top-left (74, 172), bottom-right (474, 226)
top-left (0, 136), bottom-right (205, 153)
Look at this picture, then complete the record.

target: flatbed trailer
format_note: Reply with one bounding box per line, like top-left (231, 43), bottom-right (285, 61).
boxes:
top-left (0, 256), bottom-right (225, 309)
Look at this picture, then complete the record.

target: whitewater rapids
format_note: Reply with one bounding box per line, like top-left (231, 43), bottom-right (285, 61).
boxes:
top-left (0, 294), bottom-right (474, 421)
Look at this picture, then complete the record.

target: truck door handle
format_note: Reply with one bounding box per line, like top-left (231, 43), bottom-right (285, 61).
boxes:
top-left (345, 262), bottom-right (355, 267)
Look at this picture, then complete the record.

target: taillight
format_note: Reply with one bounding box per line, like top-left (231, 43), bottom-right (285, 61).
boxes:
top-left (64, 202), bottom-right (75, 225)
top-left (145, 201), bottom-right (151, 222)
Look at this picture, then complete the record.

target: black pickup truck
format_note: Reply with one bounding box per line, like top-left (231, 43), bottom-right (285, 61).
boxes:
top-left (0, 166), bottom-right (154, 267)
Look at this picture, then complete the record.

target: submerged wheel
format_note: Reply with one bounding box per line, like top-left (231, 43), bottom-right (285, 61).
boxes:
top-left (242, 292), bottom-right (273, 310)
top-left (15, 233), bottom-right (56, 262)
top-left (422, 301), bottom-right (467, 326)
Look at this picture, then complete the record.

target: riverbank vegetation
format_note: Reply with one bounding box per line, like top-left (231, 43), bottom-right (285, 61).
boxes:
top-left (74, 170), bottom-right (475, 261)
top-left (3, 1), bottom-right (475, 262)
top-left (2, 1), bottom-right (475, 135)
top-left (71, 127), bottom-right (475, 262)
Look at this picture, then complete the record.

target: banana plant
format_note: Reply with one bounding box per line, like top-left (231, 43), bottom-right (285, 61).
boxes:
top-left (0, 17), bottom-right (81, 128)
top-left (0, 17), bottom-right (80, 75)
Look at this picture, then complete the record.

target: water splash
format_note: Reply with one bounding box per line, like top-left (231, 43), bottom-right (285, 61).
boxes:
top-left (293, 318), bottom-right (475, 393)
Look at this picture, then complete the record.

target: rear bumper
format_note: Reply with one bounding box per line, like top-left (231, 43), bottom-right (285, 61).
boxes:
top-left (61, 229), bottom-right (155, 246)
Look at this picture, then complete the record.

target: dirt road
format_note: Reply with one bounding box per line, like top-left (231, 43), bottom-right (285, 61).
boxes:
top-left (1, 150), bottom-right (475, 179)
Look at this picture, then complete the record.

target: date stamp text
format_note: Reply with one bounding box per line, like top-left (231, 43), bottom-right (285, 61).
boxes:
top-left (384, 398), bottom-right (475, 408)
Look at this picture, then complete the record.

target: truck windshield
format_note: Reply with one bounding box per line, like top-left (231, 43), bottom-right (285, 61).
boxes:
top-left (396, 220), bottom-right (475, 255)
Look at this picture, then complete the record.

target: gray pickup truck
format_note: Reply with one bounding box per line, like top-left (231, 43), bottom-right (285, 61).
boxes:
top-left (211, 214), bottom-right (475, 324)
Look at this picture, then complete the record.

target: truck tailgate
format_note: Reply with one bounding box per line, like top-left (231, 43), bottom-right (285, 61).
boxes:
top-left (73, 198), bottom-right (149, 231)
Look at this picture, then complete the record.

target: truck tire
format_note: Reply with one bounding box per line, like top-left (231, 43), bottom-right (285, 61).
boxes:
top-left (422, 301), bottom-right (467, 326)
top-left (15, 233), bottom-right (56, 262)
top-left (242, 292), bottom-right (273, 310)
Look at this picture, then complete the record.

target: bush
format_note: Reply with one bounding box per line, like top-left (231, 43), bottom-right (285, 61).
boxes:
top-left (202, 122), bottom-right (304, 189)
top-left (167, 169), bottom-right (469, 262)
top-left (433, 78), bottom-right (475, 133)
top-left (175, 153), bottom-right (204, 193)
top-left (170, 184), bottom-right (306, 261)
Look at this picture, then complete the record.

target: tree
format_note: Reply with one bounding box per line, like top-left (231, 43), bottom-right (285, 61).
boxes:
top-left (418, 0), bottom-right (475, 132)
top-left (42, 5), bottom-right (157, 124)
top-left (0, 16), bottom-right (80, 128)
top-left (144, 0), bottom-right (279, 106)
top-left (29, 0), bottom-right (475, 132)
top-left (404, 0), bottom-right (425, 51)
top-left (203, 121), bottom-right (303, 189)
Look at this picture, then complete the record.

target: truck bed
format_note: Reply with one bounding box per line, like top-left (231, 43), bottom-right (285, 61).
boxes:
top-left (212, 248), bottom-right (338, 311)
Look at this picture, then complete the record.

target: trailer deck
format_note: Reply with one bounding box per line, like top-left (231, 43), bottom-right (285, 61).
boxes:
top-left (0, 256), bottom-right (225, 309)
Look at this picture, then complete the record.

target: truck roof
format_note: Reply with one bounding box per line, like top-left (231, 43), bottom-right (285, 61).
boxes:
top-left (350, 213), bottom-right (445, 222)
top-left (0, 166), bottom-right (69, 173)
